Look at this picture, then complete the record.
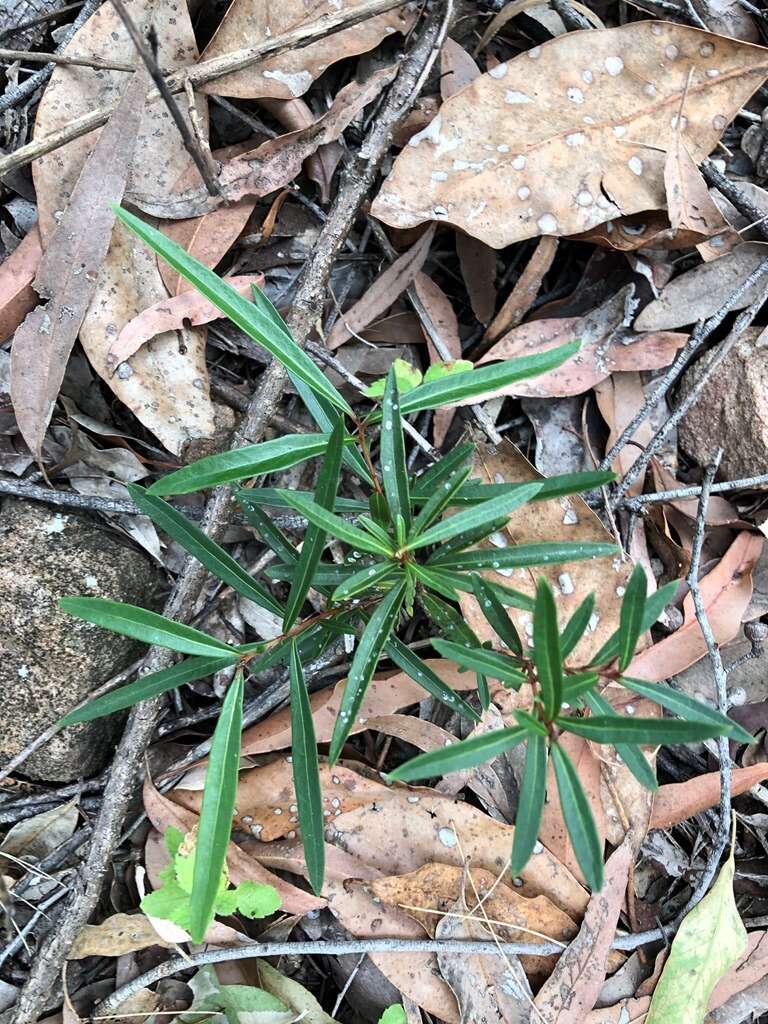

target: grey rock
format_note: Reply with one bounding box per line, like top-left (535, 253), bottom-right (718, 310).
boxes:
top-left (0, 499), bottom-right (159, 782)
top-left (678, 326), bottom-right (768, 481)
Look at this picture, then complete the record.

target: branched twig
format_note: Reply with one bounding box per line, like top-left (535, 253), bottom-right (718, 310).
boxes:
top-left (109, 0), bottom-right (222, 199)
top-left (618, 472), bottom-right (768, 512)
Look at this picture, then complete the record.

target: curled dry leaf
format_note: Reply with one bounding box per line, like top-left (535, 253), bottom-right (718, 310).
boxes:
top-left (534, 839), bottom-right (633, 1023)
top-left (0, 226), bottom-right (40, 343)
top-left (484, 236), bottom-right (557, 346)
top-left (628, 531), bottom-right (764, 681)
top-left (107, 275), bottom-right (265, 370)
top-left (594, 371), bottom-right (653, 496)
top-left (635, 243), bottom-right (768, 331)
top-left (327, 226), bottom-right (435, 350)
top-left (414, 271), bottom-right (462, 446)
top-left (132, 68), bottom-right (397, 220)
top-left (199, 0), bottom-right (414, 99)
top-left (67, 913), bottom-right (173, 959)
top-left (142, 774), bottom-right (324, 915)
top-left (244, 833), bottom-right (380, 884)
top-left (650, 761), bottom-right (768, 831)
top-left (477, 288), bottom-right (688, 400)
top-left (458, 440), bottom-right (633, 670)
top-left (31, 0), bottom-right (216, 454)
top-left (371, 862), bottom-right (582, 985)
top-left (664, 131), bottom-right (736, 244)
top-left (0, 799), bottom-right (78, 861)
top-left (573, 210), bottom-right (705, 253)
top-left (436, 887), bottom-right (533, 1024)
top-left (240, 659), bottom-right (468, 756)
top-left (371, 24), bottom-right (768, 248)
top-left (441, 36), bottom-right (480, 99)
top-left (326, 878), bottom-right (460, 1021)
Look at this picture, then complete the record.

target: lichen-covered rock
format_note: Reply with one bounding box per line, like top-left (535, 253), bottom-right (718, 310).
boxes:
top-left (678, 326), bottom-right (768, 481)
top-left (0, 499), bottom-right (159, 781)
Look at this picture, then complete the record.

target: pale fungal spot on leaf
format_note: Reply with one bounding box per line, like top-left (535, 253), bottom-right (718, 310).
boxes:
top-left (582, 69), bottom-right (594, 84)
top-left (707, 68), bottom-right (720, 78)
top-left (488, 63), bottom-right (508, 79)
top-left (616, 586), bottom-right (626, 597)
top-left (713, 114), bottom-right (727, 130)
top-left (566, 132), bottom-right (585, 147)
top-left (562, 507), bottom-right (578, 525)
top-left (583, 115), bottom-right (596, 124)
top-left (651, 22), bottom-right (663, 33)
top-left (628, 156), bottom-right (644, 176)
top-left (626, 704), bottom-right (636, 715)
top-left (558, 573), bottom-right (575, 596)
top-left (431, 170), bottom-right (448, 182)
top-left (576, 190), bottom-right (593, 206)
top-left (512, 154), bottom-right (526, 170)
top-left (537, 212), bottom-right (558, 233)
top-left (518, 185), bottom-right (531, 200)
top-left (527, 46), bottom-right (541, 59)
top-left (497, 144), bottom-right (510, 153)
top-left (489, 531), bottom-right (509, 548)
top-left (613, 124), bottom-right (627, 138)
top-left (433, 206), bottom-right (448, 217)
top-left (604, 56), bottom-right (624, 76)
top-left (505, 90), bottom-right (533, 104)
top-left (643, 83), bottom-right (657, 97)
top-left (567, 87), bottom-right (585, 104)
top-left (699, 42), bottom-right (715, 57)
top-left (665, 44), bottom-right (679, 60)
top-left (588, 612), bottom-right (601, 632)
top-left (262, 68), bottom-right (313, 96)
top-left (438, 827), bottom-right (458, 848)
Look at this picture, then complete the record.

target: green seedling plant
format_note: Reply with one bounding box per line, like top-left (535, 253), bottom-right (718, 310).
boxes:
top-left (58, 205), bottom-right (751, 939)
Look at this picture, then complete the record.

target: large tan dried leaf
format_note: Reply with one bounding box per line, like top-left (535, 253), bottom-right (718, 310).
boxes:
top-left (457, 440), bottom-right (632, 669)
top-left (594, 372), bottom-right (654, 497)
top-left (371, 24), bottom-right (768, 248)
top-left (0, 799), bottom-right (78, 861)
top-left (325, 877), bottom-right (459, 1022)
top-left (241, 659), bottom-right (469, 756)
top-left (436, 889), bottom-right (532, 1024)
top-left (650, 762), bottom-right (768, 831)
top-left (142, 775), bottom-right (324, 915)
top-left (31, 0), bottom-right (216, 454)
top-left (635, 243), bottom-right (768, 331)
top-left (477, 290), bottom-right (687, 399)
top-left (628, 531), bottom-right (763, 681)
top-left (372, 862), bottom-right (581, 985)
top-left (11, 68), bottom-right (150, 461)
top-left (534, 839), bottom-right (633, 1023)
top-left (199, 0), bottom-right (413, 99)
top-left (68, 914), bottom-right (173, 959)
top-left (329, 793), bottom-right (589, 918)
top-left (0, 226), bottom-right (40, 343)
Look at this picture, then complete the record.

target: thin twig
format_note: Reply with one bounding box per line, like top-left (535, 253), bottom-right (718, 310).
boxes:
top-left (0, 887), bottom-right (70, 969)
top-left (679, 451), bottom-right (733, 911)
top-left (618, 472), bottom-right (768, 512)
top-left (109, 0), bottom-right (223, 199)
top-left (0, 0), bottom-right (101, 115)
top-left (0, 49), bottom-right (136, 72)
top-left (0, 0), bottom-right (410, 176)
top-left (0, 1), bottom-right (85, 42)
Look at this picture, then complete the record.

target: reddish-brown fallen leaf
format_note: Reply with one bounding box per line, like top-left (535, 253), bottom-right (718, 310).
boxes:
top-left (651, 460), bottom-right (744, 526)
top-left (440, 37), bottom-right (480, 99)
top-left (573, 210), bottom-right (705, 252)
top-left (327, 226), bottom-right (435, 350)
top-left (132, 69), bottom-right (397, 220)
top-left (242, 834), bottom-right (381, 884)
top-left (665, 131), bottom-right (736, 242)
top-left (160, 198), bottom-right (257, 297)
top-left (595, 372), bottom-right (654, 496)
top-left (650, 762), bottom-right (768, 830)
top-left (11, 68), bottom-right (150, 460)
top-left (456, 232), bottom-right (497, 326)
top-left (372, 862), bottom-right (582, 985)
top-left (142, 775), bottom-right (324, 915)
top-left (0, 226), bottom-right (40, 343)
top-left (484, 237), bottom-right (557, 347)
top-left (199, 0), bottom-right (413, 100)
top-left (585, 997), bottom-right (652, 1023)
top-left (240, 659), bottom-right (469, 757)
top-left (107, 275), bottom-right (264, 370)
top-left (414, 271), bottom-right (462, 445)
top-left (261, 96), bottom-right (342, 204)
top-left (534, 838), bottom-right (633, 1022)
top-left (478, 290), bottom-right (688, 399)
top-left (628, 531), bottom-right (764, 681)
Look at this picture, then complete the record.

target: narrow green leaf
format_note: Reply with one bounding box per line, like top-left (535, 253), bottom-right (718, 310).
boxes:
top-left (430, 541), bottom-right (618, 571)
top-left (421, 592), bottom-right (480, 647)
top-left (589, 580), bottom-right (677, 667)
top-left (471, 574), bottom-right (523, 656)
top-left (59, 597), bottom-right (239, 660)
top-left (560, 594), bottom-right (595, 660)
top-left (411, 563), bottom-right (462, 601)
top-left (289, 642), bottom-right (324, 895)
top-left (513, 708), bottom-right (549, 736)
top-left (558, 714), bottom-right (726, 744)
top-left (533, 577), bottom-right (563, 720)
top-left (411, 443), bottom-right (474, 503)
top-left (561, 672), bottom-right (600, 704)
top-left (385, 636), bottom-right (480, 722)
top-left (127, 484), bottom-right (283, 616)
top-left (380, 367), bottom-right (411, 530)
top-left (283, 419), bottom-right (345, 630)
top-left (235, 492), bottom-right (298, 566)
top-left (432, 639), bottom-right (526, 688)
top-left (398, 343), bottom-right (580, 414)
top-left (277, 491), bottom-right (393, 557)
top-left (510, 733), bottom-right (548, 877)
top-left (59, 655), bottom-right (233, 725)
top-left (618, 564), bottom-right (648, 671)
top-left (423, 516), bottom-right (511, 562)
top-left (583, 691), bottom-right (658, 791)
top-left (442, 469), bottom-right (616, 507)
top-left (189, 669), bottom-right (244, 942)
top-left (388, 727), bottom-right (527, 782)
top-left (358, 515), bottom-right (396, 550)
top-left (476, 673), bottom-right (491, 711)
top-left (406, 482), bottom-right (543, 552)
top-left (237, 487), bottom-right (368, 514)
top-left (550, 742), bottom-right (604, 891)
top-left (149, 434), bottom-right (338, 496)
top-left (113, 206), bottom-right (351, 415)
top-left (331, 562), bottom-right (399, 602)
top-left (289, 371), bottom-right (372, 484)
top-left (619, 678), bottom-right (754, 745)
top-left (266, 562), bottom-right (359, 586)
top-left (329, 581), bottom-right (407, 763)
top-left (411, 461), bottom-right (473, 536)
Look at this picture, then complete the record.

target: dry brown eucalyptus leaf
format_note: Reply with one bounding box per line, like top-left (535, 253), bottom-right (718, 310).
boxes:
top-left (67, 914), bottom-right (173, 959)
top-left (372, 24), bottom-right (768, 248)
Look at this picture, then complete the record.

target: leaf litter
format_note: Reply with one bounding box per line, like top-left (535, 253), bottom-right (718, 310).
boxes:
top-left (5, 0), bottom-right (768, 1021)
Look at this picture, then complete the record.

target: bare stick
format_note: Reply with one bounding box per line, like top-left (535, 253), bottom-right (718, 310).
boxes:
top-left (618, 472), bottom-right (768, 512)
top-left (679, 451), bottom-right (733, 910)
top-left (0, 49), bottom-right (136, 72)
top-left (0, 1), bottom-right (85, 42)
top-left (109, 0), bottom-right (222, 199)
top-left (0, 0), bottom-right (409, 177)
top-left (8, 12), bottom-right (444, 1020)
top-left (0, 0), bottom-right (101, 115)
top-left (701, 160), bottom-right (768, 237)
